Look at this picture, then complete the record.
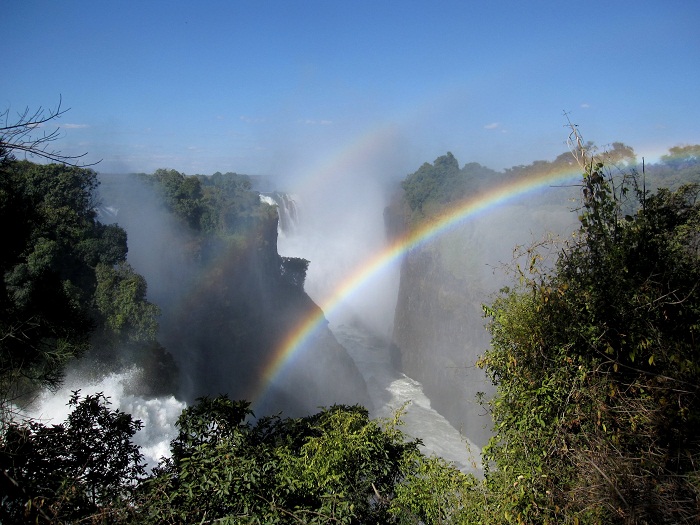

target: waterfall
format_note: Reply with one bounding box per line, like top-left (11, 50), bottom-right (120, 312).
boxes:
top-left (260, 192), bottom-right (300, 235)
top-left (22, 368), bottom-right (186, 469)
top-left (271, 186), bottom-right (481, 473)
top-left (26, 175), bottom-right (478, 474)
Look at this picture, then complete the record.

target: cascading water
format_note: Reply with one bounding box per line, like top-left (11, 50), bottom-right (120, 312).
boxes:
top-left (273, 190), bottom-right (482, 474)
top-left (23, 368), bottom-right (185, 469)
top-left (334, 324), bottom-right (482, 473)
top-left (260, 192), bottom-right (300, 235)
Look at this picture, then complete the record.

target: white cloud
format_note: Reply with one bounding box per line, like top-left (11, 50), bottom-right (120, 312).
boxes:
top-left (484, 122), bottom-right (500, 130)
top-left (580, 103), bottom-right (591, 109)
top-left (61, 123), bottom-right (89, 129)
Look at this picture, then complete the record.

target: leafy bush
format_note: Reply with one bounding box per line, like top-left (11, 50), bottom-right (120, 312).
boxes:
top-left (0, 392), bottom-right (145, 524)
top-left (2, 394), bottom-right (479, 524)
top-left (134, 397), bottom-right (474, 524)
top-left (479, 149), bottom-right (700, 523)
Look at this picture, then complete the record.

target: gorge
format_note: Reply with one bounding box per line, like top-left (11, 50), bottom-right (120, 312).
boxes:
top-left (9, 143), bottom-right (700, 523)
top-left (26, 145), bottom-right (694, 470)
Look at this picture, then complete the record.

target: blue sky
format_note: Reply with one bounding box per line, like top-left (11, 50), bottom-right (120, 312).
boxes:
top-left (4, 1), bottom-right (700, 181)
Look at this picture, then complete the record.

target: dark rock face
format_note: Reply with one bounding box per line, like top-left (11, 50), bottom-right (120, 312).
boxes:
top-left (98, 174), bottom-right (370, 416)
top-left (159, 216), bottom-right (371, 415)
top-left (391, 238), bottom-right (494, 447)
top-left (384, 179), bottom-right (497, 446)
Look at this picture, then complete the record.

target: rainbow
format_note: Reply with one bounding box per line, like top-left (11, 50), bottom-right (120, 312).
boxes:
top-left (253, 163), bottom-right (585, 403)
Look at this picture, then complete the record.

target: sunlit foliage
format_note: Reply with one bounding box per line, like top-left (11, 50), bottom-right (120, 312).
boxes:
top-left (479, 149), bottom-right (700, 523)
top-left (2, 395), bottom-right (477, 524)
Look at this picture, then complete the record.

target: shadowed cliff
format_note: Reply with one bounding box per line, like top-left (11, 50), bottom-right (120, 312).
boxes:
top-left (97, 171), bottom-right (370, 416)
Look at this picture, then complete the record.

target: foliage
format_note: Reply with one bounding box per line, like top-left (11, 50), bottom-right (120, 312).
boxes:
top-left (660, 144), bottom-right (700, 170)
top-left (643, 144), bottom-right (700, 192)
top-left (94, 262), bottom-right (160, 344)
top-left (399, 147), bottom-right (635, 225)
top-left (0, 161), bottom-right (118, 399)
top-left (133, 397), bottom-right (432, 524)
top-left (479, 139), bottom-right (700, 524)
top-left (0, 160), bottom-right (164, 416)
top-left (135, 168), bottom-right (274, 236)
top-left (1, 394), bottom-right (480, 524)
top-left (0, 392), bottom-right (145, 524)
top-left (390, 454), bottom-right (483, 524)
top-left (280, 256), bottom-right (310, 288)
top-left (401, 152), bottom-right (471, 221)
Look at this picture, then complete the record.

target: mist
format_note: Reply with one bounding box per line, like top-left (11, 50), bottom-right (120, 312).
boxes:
top-left (25, 142), bottom-right (585, 467)
top-left (277, 174), bottom-right (400, 336)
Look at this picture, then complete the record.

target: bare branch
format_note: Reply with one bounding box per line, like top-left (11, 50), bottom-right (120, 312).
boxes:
top-left (0, 96), bottom-right (100, 167)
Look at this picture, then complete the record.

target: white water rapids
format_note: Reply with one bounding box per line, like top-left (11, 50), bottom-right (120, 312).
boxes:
top-left (334, 323), bottom-right (482, 474)
top-left (23, 369), bottom-right (185, 468)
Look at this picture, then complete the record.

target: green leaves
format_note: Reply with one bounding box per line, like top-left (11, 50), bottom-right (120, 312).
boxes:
top-left (94, 262), bottom-right (160, 343)
top-left (131, 397), bottom-right (476, 524)
top-left (136, 169), bottom-right (268, 236)
top-left (0, 161), bottom-right (113, 394)
top-left (0, 159), bottom-right (166, 410)
top-left (2, 394), bottom-right (479, 523)
top-left (0, 392), bottom-right (145, 524)
top-left (481, 159), bottom-right (700, 523)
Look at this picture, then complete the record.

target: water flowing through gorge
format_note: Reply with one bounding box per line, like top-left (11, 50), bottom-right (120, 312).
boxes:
top-left (333, 323), bottom-right (481, 473)
top-left (23, 180), bottom-right (483, 474)
top-left (271, 192), bottom-right (482, 474)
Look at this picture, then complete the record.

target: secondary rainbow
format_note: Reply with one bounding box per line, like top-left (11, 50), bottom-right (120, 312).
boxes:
top-left (252, 163), bottom-right (584, 403)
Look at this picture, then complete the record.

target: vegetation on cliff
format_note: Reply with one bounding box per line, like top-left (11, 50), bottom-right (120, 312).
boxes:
top-left (134, 168), bottom-right (273, 238)
top-left (387, 141), bottom-right (700, 523)
top-left (478, 137), bottom-right (700, 523)
top-left (0, 160), bottom-right (166, 413)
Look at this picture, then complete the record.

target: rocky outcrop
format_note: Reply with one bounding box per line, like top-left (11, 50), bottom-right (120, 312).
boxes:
top-left (389, 214), bottom-right (495, 446)
top-left (97, 174), bottom-right (370, 417)
top-left (159, 213), bottom-right (371, 415)
top-left (387, 182), bottom-right (577, 448)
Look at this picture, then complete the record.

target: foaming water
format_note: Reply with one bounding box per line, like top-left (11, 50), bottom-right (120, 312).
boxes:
top-left (334, 323), bottom-right (482, 474)
top-left (24, 368), bottom-right (186, 469)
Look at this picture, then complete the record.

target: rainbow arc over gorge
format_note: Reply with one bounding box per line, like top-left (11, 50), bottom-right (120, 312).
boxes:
top-left (252, 163), bottom-right (586, 404)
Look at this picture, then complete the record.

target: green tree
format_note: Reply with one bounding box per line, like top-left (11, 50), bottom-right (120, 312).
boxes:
top-left (0, 392), bottom-right (145, 524)
top-left (479, 138), bottom-right (700, 523)
top-left (132, 396), bottom-right (475, 524)
top-left (0, 161), bottom-right (163, 413)
top-left (0, 162), bottom-right (115, 401)
top-left (135, 398), bottom-right (412, 523)
top-left (401, 152), bottom-right (465, 219)
top-left (0, 394), bottom-right (477, 524)
top-left (661, 144), bottom-right (700, 170)
top-left (135, 169), bottom-right (270, 237)
top-left (94, 262), bottom-right (160, 344)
